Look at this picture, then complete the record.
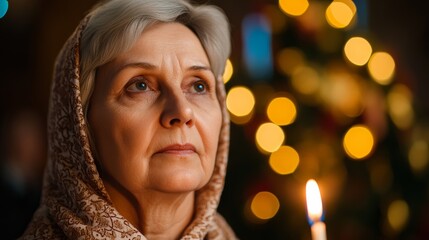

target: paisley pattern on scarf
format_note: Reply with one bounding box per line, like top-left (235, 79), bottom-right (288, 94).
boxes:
top-left (21, 11), bottom-right (235, 240)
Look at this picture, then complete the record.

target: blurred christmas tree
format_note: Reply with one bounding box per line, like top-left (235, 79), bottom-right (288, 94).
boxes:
top-left (217, 0), bottom-right (429, 239)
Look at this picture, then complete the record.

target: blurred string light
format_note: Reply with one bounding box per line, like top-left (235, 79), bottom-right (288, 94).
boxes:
top-left (387, 84), bottom-right (414, 130)
top-left (408, 140), bottom-right (429, 175)
top-left (250, 191), bottom-right (280, 220)
top-left (0, 0), bottom-right (8, 19)
top-left (276, 47), bottom-right (306, 76)
top-left (325, 0), bottom-right (357, 29)
top-left (387, 200), bottom-right (409, 233)
top-left (269, 145), bottom-right (300, 175)
top-left (223, 59), bottom-right (234, 84)
top-left (278, 0), bottom-right (309, 17)
top-left (368, 52), bottom-right (395, 85)
top-left (344, 37), bottom-right (372, 66)
top-left (242, 13), bottom-right (273, 80)
top-left (226, 86), bottom-right (255, 124)
top-left (296, 1), bottom-right (325, 34)
top-left (256, 122), bottom-right (285, 153)
top-left (322, 68), bottom-right (364, 118)
top-left (291, 66), bottom-right (321, 100)
top-left (266, 96), bottom-right (297, 126)
top-left (227, 0), bottom-right (417, 234)
top-left (343, 125), bottom-right (375, 159)
top-left (263, 4), bottom-right (288, 34)
top-left (293, 136), bottom-right (348, 203)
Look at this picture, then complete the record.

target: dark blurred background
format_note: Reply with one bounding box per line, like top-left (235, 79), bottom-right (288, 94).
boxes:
top-left (0, 0), bottom-right (428, 239)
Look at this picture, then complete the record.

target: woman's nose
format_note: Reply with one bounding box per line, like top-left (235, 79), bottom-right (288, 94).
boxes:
top-left (160, 90), bottom-right (194, 128)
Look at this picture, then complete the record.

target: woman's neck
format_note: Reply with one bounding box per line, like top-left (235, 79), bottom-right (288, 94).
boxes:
top-left (104, 180), bottom-right (195, 240)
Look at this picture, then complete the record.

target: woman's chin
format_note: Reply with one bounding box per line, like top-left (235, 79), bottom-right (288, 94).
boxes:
top-left (149, 169), bottom-right (208, 193)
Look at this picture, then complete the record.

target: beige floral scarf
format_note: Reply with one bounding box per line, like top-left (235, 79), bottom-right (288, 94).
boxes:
top-left (21, 13), bottom-right (235, 240)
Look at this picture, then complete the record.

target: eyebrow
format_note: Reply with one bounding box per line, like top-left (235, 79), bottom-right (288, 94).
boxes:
top-left (115, 61), bottom-right (213, 75)
top-left (115, 62), bottom-right (157, 74)
top-left (188, 65), bottom-right (212, 72)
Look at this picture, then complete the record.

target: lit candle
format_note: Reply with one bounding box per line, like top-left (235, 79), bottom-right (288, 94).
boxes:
top-left (306, 179), bottom-right (327, 240)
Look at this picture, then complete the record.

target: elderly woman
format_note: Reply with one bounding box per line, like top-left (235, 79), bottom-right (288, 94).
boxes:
top-left (21, 0), bottom-right (235, 239)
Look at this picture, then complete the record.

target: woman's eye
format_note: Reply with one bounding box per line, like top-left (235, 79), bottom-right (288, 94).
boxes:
top-left (135, 82), bottom-right (147, 90)
top-left (193, 81), bottom-right (207, 93)
top-left (127, 80), bottom-right (148, 92)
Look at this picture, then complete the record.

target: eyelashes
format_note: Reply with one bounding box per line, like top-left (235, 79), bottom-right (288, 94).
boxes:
top-left (125, 76), bottom-right (213, 95)
top-left (126, 80), bottom-right (149, 92)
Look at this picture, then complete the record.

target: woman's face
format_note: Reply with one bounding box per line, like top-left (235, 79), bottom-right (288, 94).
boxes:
top-left (88, 22), bottom-right (222, 196)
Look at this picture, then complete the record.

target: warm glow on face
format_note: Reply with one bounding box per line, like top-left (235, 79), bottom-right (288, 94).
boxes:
top-left (325, 0), bottom-right (356, 29)
top-left (368, 52), bottom-right (395, 85)
top-left (89, 23), bottom-right (221, 194)
top-left (387, 200), bottom-right (409, 232)
top-left (344, 37), bottom-right (372, 66)
top-left (269, 145), bottom-right (300, 175)
top-left (250, 191), bottom-right (280, 220)
top-left (278, 0), bottom-right (309, 16)
top-left (226, 86), bottom-right (255, 117)
top-left (387, 84), bottom-right (414, 130)
top-left (343, 125), bottom-right (375, 159)
top-left (223, 59), bottom-right (234, 84)
top-left (306, 179), bottom-right (323, 221)
top-left (267, 97), bottom-right (297, 126)
top-left (255, 122), bottom-right (285, 153)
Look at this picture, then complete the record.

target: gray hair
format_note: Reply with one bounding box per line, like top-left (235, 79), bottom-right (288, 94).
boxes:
top-left (79, 0), bottom-right (231, 112)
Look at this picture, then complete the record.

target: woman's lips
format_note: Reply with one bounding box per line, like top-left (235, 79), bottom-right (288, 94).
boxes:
top-left (156, 144), bottom-right (196, 155)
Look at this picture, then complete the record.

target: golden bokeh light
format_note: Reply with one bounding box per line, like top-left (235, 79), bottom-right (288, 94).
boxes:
top-left (267, 97), bottom-right (297, 126)
top-left (337, 0), bottom-right (357, 13)
top-left (322, 69), bottom-right (364, 118)
top-left (343, 125), bottom-right (375, 160)
top-left (223, 59), bottom-right (234, 84)
top-left (368, 52), bottom-right (395, 85)
top-left (344, 37), bottom-right (372, 66)
top-left (387, 84), bottom-right (414, 130)
top-left (256, 122), bottom-right (285, 153)
top-left (226, 86), bottom-right (255, 118)
top-left (291, 66), bottom-right (321, 96)
top-left (269, 145), bottom-right (300, 175)
top-left (229, 113), bottom-right (253, 125)
top-left (250, 191), bottom-right (280, 220)
top-left (387, 200), bottom-right (409, 232)
top-left (296, 1), bottom-right (325, 33)
top-left (263, 4), bottom-right (288, 34)
top-left (278, 0), bottom-right (309, 17)
top-left (276, 47), bottom-right (306, 76)
top-left (408, 140), bottom-right (428, 174)
top-left (325, 0), bottom-right (356, 29)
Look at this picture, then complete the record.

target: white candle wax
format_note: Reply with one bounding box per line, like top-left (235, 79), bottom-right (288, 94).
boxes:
top-left (311, 221), bottom-right (326, 240)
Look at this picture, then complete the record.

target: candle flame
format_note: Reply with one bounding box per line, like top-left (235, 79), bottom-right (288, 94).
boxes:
top-left (306, 179), bottom-right (323, 222)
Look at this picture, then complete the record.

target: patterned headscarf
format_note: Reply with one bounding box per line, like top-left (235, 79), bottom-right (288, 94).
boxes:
top-left (21, 7), bottom-right (235, 240)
